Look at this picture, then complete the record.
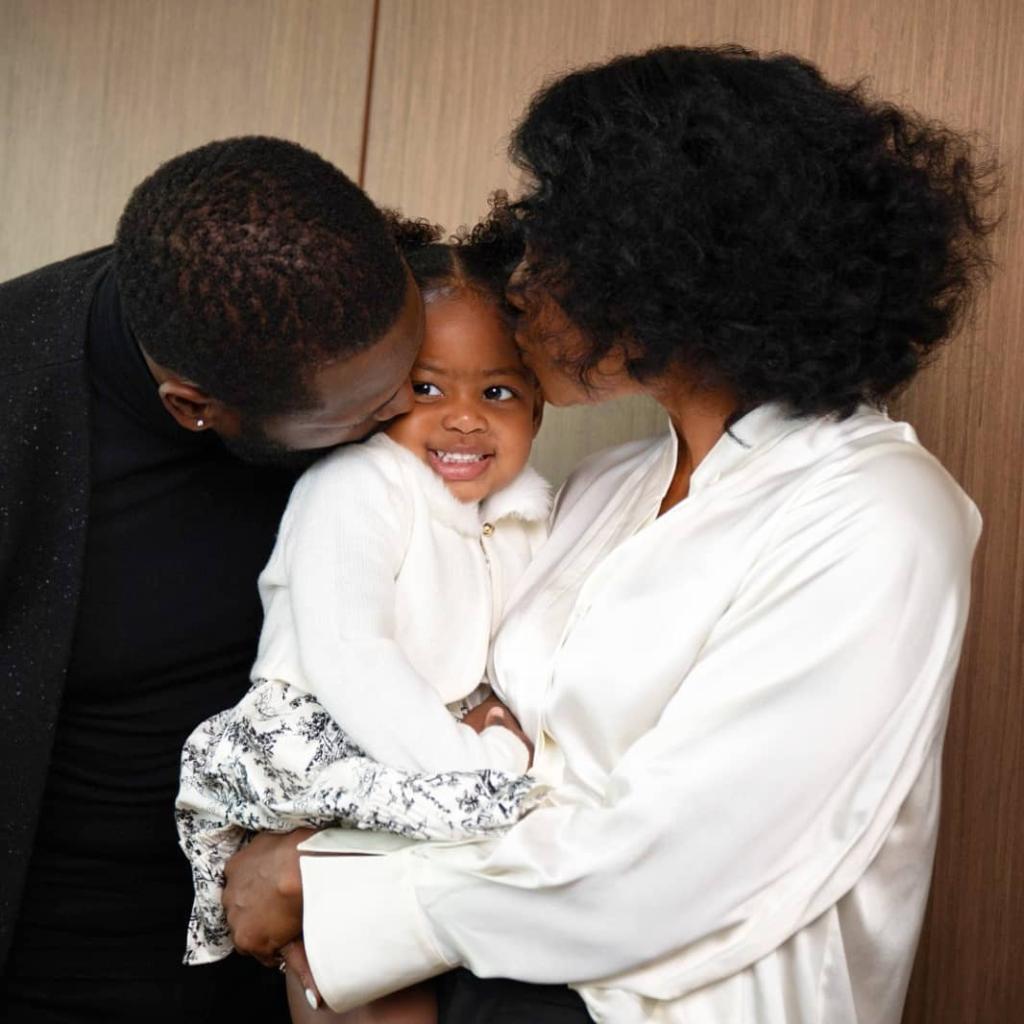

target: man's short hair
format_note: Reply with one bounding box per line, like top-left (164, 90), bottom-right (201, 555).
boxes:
top-left (115, 136), bottom-right (406, 416)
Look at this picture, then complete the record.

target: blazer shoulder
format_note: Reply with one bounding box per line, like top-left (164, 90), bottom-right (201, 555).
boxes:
top-left (0, 246), bottom-right (113, 378)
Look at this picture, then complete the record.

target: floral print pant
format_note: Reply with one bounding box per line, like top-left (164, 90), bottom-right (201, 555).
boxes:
top-left (175, 680), bottom-right (533, 964)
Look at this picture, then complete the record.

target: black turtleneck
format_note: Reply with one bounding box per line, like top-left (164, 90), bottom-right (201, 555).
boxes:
top-left (6, 265), bottom-right (297, 997)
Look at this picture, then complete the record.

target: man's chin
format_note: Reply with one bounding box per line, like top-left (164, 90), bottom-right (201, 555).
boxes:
top-left (219, 431), bottom-right (336, 471)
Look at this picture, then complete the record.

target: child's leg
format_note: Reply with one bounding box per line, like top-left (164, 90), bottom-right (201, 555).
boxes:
top-left (286, 970), bottom-right (437, 1024)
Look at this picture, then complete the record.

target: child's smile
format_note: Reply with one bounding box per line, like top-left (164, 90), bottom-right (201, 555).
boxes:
top-left (428, 446), bottom-right (496, 483)
top-left (386, 290), bottom-right (543, 503)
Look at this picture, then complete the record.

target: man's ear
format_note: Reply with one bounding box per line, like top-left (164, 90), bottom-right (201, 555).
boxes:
top-left (157, 378), bottom-right (238, 435)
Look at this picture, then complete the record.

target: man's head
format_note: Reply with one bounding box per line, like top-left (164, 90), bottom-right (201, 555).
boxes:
top-left (114, 136), bottom-right (422, 462)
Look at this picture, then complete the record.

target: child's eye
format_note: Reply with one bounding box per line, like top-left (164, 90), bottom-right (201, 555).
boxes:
top-left (483, 385), bottom-right (517, 401)
top-left (412, 382), bottom-right (443, 398)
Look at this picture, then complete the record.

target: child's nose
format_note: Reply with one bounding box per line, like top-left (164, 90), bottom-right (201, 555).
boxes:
top-left (442, 402), bottom-right (488, 433)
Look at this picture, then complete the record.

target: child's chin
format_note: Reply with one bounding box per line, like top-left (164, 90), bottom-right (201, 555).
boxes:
top-left (444, 478), bottom-right (490, 503)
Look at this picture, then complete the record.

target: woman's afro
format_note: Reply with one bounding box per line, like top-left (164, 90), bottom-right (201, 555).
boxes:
top-left (511, 45), bottom-right (998, 416)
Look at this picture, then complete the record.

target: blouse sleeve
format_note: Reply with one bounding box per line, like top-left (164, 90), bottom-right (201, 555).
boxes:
top-left (299, 449), bottom-right (980, 1011)
top-left (278, 453), bottom-right (528, 774)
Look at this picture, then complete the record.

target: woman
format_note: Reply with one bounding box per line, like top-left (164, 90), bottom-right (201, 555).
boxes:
top-left (223, 45), bottom-right (994, 1024)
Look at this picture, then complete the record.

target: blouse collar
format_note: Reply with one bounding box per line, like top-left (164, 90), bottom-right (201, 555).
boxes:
top-left (686, 402), bottom-right (810, 494)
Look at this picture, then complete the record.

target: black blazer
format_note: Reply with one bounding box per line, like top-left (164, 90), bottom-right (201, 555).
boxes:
top-left (0, 247), bottom-right (110, 965)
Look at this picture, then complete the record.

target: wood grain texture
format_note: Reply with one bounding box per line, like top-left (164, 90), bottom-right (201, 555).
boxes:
top-left (0, 0), bottom-right (375, 280)
top-left (1, 1), bottom-right (1020, 1017)
top-left (365, 3), bottom-right (1024, 1020)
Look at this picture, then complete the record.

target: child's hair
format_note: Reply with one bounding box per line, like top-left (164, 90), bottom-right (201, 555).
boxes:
top-left (385, 194), bottom-right (524, 324)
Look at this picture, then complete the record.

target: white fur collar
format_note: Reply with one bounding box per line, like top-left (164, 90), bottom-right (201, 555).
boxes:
top-left (369, 434), bottom-right (551, 536)
top-left (481, 464), bottom-right (551, 526)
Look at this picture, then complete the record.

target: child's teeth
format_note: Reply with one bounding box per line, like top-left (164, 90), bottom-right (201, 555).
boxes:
top-left (438, 451), bottom-right (485, 463)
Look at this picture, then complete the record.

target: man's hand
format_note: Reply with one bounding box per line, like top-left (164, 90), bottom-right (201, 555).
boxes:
top-left (223, 828), bottom-right (312, 965)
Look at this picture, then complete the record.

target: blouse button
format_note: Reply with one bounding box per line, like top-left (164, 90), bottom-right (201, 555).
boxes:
top-left (481, 522), bottom-right (495, 536)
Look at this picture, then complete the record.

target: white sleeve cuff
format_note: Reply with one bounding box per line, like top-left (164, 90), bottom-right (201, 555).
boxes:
top-left (301, 852), bottom-right (454, 1012)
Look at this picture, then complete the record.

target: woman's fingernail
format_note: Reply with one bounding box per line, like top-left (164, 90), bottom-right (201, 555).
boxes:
top-left (305, 988), bottom-right (320, 1011)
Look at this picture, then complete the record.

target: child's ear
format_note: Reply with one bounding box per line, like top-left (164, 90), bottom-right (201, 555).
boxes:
top-left (531, 388), bottom-right (545, 436)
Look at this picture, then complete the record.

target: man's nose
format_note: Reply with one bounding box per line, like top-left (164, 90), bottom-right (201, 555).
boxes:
top-left (373, 380), bottom-right (415, 421)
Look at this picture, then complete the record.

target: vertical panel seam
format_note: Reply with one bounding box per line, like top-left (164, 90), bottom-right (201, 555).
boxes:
top-left (357, 0), bottom-right (381, 188)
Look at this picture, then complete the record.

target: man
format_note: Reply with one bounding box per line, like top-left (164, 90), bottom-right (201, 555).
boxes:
top-left (0, 136), bottom-right (423, 1022)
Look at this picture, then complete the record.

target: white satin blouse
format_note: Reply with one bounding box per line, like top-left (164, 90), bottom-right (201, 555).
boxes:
top-left (301, 403), bottom-right (981, 1023)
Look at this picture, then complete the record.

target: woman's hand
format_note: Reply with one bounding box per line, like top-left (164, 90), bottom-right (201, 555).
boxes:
top-left (223, 828), bottom-right (313, 965)
top-left (464, 696), bottom-right (534, 767)
top-left (282, 939), bottom-right (325, 1015)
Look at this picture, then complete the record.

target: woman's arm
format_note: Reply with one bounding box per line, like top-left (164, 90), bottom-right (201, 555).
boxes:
top-left (284, 451), bottom-right (980, 1011)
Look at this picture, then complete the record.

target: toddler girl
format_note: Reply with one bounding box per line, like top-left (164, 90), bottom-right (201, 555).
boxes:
top-left (175, 209), bottom-right (547, 1017)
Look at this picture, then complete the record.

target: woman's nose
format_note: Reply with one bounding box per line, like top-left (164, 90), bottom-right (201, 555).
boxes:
top-left (505, 259), bottom-right (528, 311)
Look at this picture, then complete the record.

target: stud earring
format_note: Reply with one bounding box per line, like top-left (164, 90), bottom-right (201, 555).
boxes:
top-left (195, 418), bottom-right (205, 429)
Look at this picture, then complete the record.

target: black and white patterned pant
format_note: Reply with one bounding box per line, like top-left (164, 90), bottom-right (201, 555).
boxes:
top-left (175, 679), bottom-right (534, 964)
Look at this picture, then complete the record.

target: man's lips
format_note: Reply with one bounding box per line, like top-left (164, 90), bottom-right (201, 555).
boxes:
top-left (427, 448), bottom-right (495, 482)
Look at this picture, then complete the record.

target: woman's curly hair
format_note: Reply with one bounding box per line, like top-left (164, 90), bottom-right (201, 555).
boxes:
top-left (510, 45), bottom-right (998, 416)
top-left (385, 196), bottom-right (524, 322)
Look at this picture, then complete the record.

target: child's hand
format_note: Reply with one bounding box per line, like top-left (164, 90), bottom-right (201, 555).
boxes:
top-left (461, 694), bottom-right (504, 733)
top-left (483, 705), bottom-right (534, 768)
top-left (463, 696), bottom-right (534, 768)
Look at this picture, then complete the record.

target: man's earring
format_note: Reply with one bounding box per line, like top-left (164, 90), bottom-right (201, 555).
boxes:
top-left (195, 418), bottom-right (205, 429)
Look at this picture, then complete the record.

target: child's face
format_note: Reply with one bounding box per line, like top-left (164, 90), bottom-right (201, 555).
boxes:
top-left (386, 290), bottom-right (542, 503)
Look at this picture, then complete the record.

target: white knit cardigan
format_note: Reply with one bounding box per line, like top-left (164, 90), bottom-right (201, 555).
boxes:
top-left (250, 433), bottom-right (550, 775)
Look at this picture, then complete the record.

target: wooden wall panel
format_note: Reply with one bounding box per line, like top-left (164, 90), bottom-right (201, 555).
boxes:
top-left (0, 0), bottom-right (375, 281)
top-left (365, 3), bottom-right (1024, 1021)
top-left (2, 1), bottom-right (1020, 1018)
